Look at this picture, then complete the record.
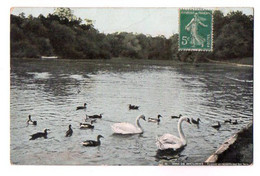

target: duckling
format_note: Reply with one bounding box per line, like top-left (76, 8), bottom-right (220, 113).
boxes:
top-left (80, 121), bottom-right (94, 129)
top-left (171, 114), bottom-right (182, 119)
top-left (148, 114), bottom-right (162, 123)
top-left (212, 122), bottom-right (221, 130)
top-left (87, 113), bottom-right (103, 119)
top-left (129, 104), bottom-right (139, 110)
top-left (232, 120), bottom-right (238, 125)
top-left (26, 115), bottom-right (37, 125)
top-left (29, 129), bottom-right (50, 140)
top-left (191, 118), bottom-right (201, 125)
top-left (82, 135), bottom-right (104, 147)
top-left (65, 125), bottom-right (73, 137)
top-left (224, 119), bottom-right (232, 123)
top-left (76, 103), bottom-right (87, 110)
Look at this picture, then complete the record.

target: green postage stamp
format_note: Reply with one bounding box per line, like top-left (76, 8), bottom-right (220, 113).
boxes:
top-left (179, 9), bottom-right (213, 51)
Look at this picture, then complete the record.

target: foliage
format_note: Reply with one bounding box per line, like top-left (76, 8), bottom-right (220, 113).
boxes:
top-left (10, 9), bottom-right (253, 61)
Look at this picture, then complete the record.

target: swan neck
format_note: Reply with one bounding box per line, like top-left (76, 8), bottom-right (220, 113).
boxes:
top-left (136, 116), bottom-right (143, 133)
top-left (178, 118), bottom-right (186, 145)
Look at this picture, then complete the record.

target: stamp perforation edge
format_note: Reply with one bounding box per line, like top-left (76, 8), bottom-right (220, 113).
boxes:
top-left (178, 8), bottom-right (214, 52)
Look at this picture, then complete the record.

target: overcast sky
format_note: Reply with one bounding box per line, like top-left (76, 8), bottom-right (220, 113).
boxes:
top-left (11, 7), bottom-right (253, 38)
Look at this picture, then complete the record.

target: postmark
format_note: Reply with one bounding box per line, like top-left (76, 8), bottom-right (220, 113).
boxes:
top-left (179, 9), bottom-right (213, 51)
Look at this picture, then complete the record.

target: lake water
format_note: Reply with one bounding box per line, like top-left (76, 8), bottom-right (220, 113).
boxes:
top-left (10, 58), bottom-right (253, 165)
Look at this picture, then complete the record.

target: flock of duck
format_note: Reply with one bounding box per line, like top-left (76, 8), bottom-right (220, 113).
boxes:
top-left (26, 103), bottom-right (240, 152)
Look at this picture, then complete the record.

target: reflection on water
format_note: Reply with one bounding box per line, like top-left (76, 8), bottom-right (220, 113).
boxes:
top-left (10, 58), bottom-right (253, 165)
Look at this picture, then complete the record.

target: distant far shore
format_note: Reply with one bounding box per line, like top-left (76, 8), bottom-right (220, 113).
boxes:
top-left (11, 56), bottom-right (253, 67)
top-left (206, 57), bottom-right (253, 67)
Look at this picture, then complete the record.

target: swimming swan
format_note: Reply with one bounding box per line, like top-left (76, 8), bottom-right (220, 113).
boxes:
top-left (156, 116), bottom-right (191, 151)
top-left (111, 115), bottom-right (146, 134)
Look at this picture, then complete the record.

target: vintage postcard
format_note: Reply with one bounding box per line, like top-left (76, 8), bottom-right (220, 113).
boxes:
top-left (10, 7), bottom-right (253, 165)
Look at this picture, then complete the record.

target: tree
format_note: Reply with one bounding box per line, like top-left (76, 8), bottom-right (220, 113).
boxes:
top-left (54, 8), bottom-right (76, 21)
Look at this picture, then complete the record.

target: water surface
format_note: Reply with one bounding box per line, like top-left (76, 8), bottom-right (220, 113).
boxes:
top-left (10, 58), bottom-right (253, 165)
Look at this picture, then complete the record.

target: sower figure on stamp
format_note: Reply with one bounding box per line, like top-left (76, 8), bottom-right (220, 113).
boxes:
top-left (185, 13), bottom-right (208, 47)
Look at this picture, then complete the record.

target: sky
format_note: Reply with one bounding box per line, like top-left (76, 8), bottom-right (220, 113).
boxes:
top-left (11, 7), bottom-right (253, 38)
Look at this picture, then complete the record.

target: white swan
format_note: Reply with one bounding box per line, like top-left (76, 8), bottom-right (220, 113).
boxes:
top-left (156, 116), bottom-right (191, 151)
top-left (111, 115), bottom-right (146, 134)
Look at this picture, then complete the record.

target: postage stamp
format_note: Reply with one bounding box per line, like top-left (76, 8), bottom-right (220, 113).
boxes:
top-left (179, 9), bottom-right (213, 51)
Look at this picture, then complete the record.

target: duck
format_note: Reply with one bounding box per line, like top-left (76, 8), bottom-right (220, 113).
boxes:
top-left (232, 120), bottom-right (238, 125)
top-left (80, 121), bottom-right (94, 129)
top-left (171, 114), bottom-right (182, 119)
top-left (156, 116), bottom-right (191, 151)
top-left (26, 115), bottom-right (37, 125)
top-left (82, 135), bottom-right (104, 147)
top-left (191, 118), bottom-right (201, 125)
top-left (111, 115), bottom-right (146, 134)
top-left (129, 104), bottom-right (139, 110)
top-left (224, 119), bottom-right (232, 123)
top-left (212, 122), bottom-right (221, 130)
top-left (87, 113), bottom-right (103, 119)
top-left (76, 103), bottom-right (87, 110)
top-left (29, 129), bottom-right (50, 140)
top-left (65, 125), bottom-right (73, 137)
top-left (148, 114), bottom-right (162, 123)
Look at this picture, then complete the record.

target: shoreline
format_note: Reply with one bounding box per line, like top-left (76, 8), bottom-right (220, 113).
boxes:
top-left (204, 122), bottom-right (253, 165)
top-left (11, 56), bottom-right (253, 66)
top-left (206, 57), bottom-right (253, 68)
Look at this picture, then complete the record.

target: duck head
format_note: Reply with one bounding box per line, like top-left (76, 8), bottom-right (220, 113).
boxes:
top-left (158, 114), bottom-right (162, 119)
top-left (97, 135), bottom-right (104, 139)
top-left (44, 129), bottom-right (50, 133)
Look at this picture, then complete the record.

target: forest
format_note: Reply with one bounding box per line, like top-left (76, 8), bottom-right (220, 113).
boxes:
top-left (10, 8), bottom-right (253, 62)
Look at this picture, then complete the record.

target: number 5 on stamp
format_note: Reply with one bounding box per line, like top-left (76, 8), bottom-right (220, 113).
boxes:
top-left (179, 9), bottom-right (213, 51)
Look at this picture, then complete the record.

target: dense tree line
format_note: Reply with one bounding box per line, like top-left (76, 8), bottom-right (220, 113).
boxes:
top-left (10, 8), bottom-right (253, 62)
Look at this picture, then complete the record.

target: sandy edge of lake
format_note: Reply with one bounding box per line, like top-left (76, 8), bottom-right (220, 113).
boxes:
top-left (204, 122), bottom-right (253, 165)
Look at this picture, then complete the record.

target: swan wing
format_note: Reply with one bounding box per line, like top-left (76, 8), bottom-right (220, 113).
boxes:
top-left (156, 133), bottom-right (183, 150)
top-left (111, 122), bottom-right (141, 134)
top-left (156, 141), bottom-right (183, 150)
top-left (157, 133), bottom-right (182, 144)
